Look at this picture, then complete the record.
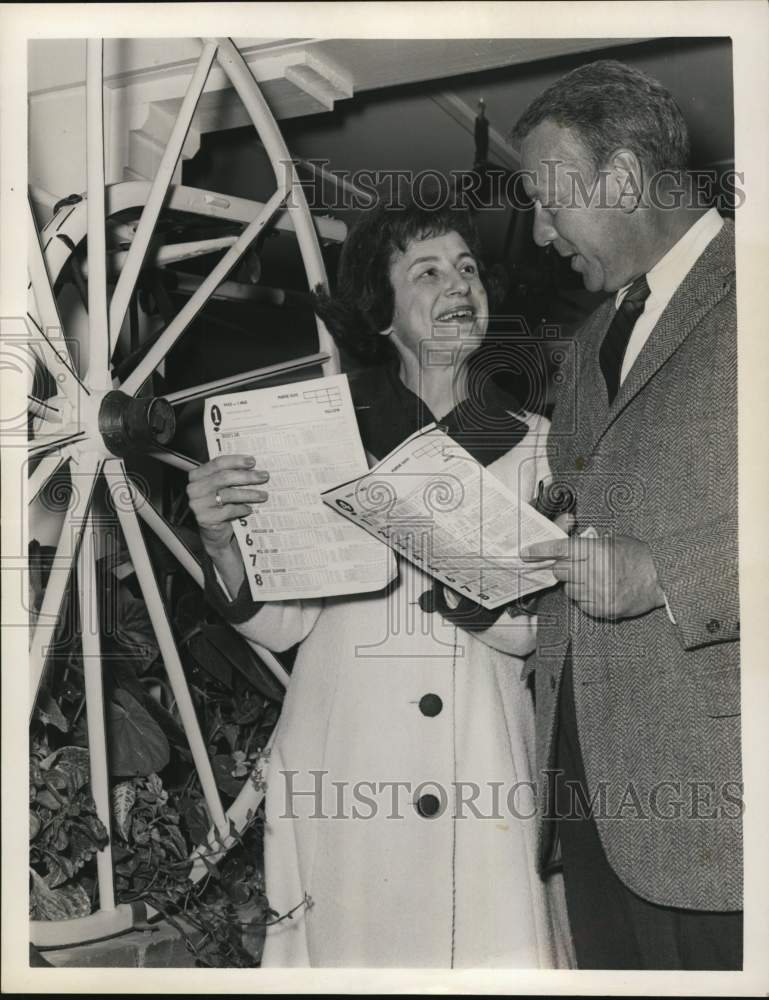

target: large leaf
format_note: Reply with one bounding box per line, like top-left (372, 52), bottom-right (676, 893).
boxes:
top-left (111, 591), bottom-right (160, 673)
top-left (179, 795), bottom-right (210, 846)
top-left (185, 629), bottom-right (233, 688)
top-left (187, 625), bottom-right (284, 703)
top-left (112, 781), bottom-right (137, 840)
top-left (68, 822), bottom-right (106, 866)
top-left (106, 659), bottom-right (187, 748)
top-left (34, 788), bottom-right (61, 811)
top-left (43, 853), bottom-right (76, 889)
top-left (211, 754), bottom-right (245, 798)
top-left (41, 746), bottom-right (91, 794)
top-left (34, 686), bottom-right (69, 732)
top-left (30, 870), bottom-right (91, 921)
top-left (107, 689), bottom-right (170, 777)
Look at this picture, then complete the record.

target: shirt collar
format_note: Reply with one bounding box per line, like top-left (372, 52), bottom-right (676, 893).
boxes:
top-left (615, 208), bottom-right (724, 310)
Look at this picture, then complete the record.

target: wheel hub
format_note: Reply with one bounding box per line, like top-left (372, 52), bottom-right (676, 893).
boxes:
top-left (97, 389), bottom-right (176, 457)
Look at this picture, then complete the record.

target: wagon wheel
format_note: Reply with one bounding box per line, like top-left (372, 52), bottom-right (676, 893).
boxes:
top-left (28, 37), bottom-right (341, 949)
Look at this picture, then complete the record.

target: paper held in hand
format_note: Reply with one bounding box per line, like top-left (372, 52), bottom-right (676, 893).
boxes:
top-left (321, 424), bottom-right (567, 610)
top-left (203, 374), bottom-right (395, 601)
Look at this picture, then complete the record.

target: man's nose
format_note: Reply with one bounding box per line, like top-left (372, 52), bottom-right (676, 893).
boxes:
top-left (532, 202), bottom-right (558, 248)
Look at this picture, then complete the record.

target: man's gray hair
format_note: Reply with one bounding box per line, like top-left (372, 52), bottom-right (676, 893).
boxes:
top-left (510, 59), bottom-right (690, 178)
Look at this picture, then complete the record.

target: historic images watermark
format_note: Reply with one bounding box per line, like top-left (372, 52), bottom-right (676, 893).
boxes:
top-left (277, 769), bottom-right (745, 822)
top-left (280, 159), bottom-right (746, 214)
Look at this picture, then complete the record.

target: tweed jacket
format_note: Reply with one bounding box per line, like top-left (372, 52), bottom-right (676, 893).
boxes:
top-left (534, 219), bottom-right (742, 912)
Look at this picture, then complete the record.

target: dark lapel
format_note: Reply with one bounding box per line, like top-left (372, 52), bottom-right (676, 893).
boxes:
top-left (581, 219), bottom-right (735, 458)
top-left (348, 360), bottom-right (529, 466)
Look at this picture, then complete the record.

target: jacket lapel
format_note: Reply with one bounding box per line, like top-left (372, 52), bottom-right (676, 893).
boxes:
top-left (583, 219), bottom-right (735, 457)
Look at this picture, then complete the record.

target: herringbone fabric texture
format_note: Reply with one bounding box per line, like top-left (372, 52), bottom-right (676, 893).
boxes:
top-left (533, 220), bottom-right (741, 912)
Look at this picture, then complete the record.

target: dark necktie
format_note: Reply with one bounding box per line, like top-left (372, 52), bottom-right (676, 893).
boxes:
top-left (599, 274), bottom-right (651, 403)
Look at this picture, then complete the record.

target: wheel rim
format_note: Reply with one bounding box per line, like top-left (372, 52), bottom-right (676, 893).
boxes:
top-left (28, 37), bottom-right (342, 949)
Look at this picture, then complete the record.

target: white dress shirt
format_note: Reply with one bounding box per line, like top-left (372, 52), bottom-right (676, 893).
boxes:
top-left (613, 207), bottom-right (724, 623)
top-left (615, 207), bottom-right (724, 385)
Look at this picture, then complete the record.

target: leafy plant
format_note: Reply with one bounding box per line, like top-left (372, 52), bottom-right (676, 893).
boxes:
top-left (29, 742), bottom-right (109, 920)
top-left (28, 519), bottom-right (289, 967)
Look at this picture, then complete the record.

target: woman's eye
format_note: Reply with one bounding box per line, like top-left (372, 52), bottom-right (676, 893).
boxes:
top-left (418, 268), bottom-right (439, 280)
top-left (461, 263), bottom-right (478, 275)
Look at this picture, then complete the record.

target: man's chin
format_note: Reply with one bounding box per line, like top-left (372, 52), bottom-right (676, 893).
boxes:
top-left (580, 271), bottom-right (606, 294)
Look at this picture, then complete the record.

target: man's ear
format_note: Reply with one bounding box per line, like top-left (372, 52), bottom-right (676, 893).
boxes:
top-left (609, 148), bottom-right (644, 213)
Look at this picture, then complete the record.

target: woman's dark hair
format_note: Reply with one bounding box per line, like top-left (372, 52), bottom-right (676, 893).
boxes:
top-left (313, 194), bottom-right (501, 365)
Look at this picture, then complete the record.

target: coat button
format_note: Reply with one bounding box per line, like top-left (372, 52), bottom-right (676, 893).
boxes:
top-left (706, 619), bottom-right (722, 634)
top-left (419, 693), bottom-right (443, 717)
top-left (415, 793), bottom-right (441, 818)
top-left (575, 456), bottom-right (586, 471)
top-left (418, 589), bottom-right (436, 613)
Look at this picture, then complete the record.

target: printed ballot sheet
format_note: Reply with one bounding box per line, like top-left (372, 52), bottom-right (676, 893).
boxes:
top-left (322, 424), bottom-right (567, 609)
top-left (203, 375), bottom-right (394, 601)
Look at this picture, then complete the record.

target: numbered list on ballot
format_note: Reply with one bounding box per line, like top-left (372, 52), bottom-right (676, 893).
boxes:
top-left (204, 375), bottom-right (394, 601)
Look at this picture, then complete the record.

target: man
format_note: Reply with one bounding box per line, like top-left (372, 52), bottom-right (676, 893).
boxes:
top-left (514, 60), bottom-right (742, 969)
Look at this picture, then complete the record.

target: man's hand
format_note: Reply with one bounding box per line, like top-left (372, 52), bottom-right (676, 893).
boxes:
top-left (520, 533), bottom-right (666, 620)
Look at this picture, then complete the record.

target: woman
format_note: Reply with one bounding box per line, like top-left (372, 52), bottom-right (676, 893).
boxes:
top-left (188, 199), bottom-right (574, 968)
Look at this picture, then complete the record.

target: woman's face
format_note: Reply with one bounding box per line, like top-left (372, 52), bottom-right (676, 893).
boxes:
top-left (385, 230), bottom-right (488, 364)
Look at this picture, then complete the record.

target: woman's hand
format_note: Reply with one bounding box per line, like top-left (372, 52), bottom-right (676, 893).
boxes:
top-left (187, 454), bottom-right (269, 555)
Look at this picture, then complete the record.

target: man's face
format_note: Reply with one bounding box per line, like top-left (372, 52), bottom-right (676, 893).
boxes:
top-left (519, 120), bottom-right (639, 293)
top-left (386, 230), bottom-right (488, 361)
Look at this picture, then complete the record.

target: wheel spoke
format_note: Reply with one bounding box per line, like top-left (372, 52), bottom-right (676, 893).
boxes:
top-left (27, 395), bottom-right (63, 424)
top-left (164, 352), bottom-right (330, 406)
top-left (27, 204), bottom-right (82, 405)
top-left (26, 310), bottom-right (90, 402)
top-left (120, 185), bottom-right (288, 397)
top-left (147, 446), bottom-right (199, 472)
top-left (29, 430), bottom-right (87, 459)
top-left (130, 482), bottom-right (204, 586)
top-left (172, 271), bottom-right (287, 305)
top-left (28, 453), bottom-right (69, 504)
top-left (108, 41), bottom-right (218, 358)
top-left (129, 479), bottom-right (290, 689)
top-left (188, 733), bottom-right (275, 882)
top-left (210, 36), bottom-right (339, 376)
top-left (85, 39), bottom-right (110, 390)
top-left (105, 460), bottom-right (228, 836)
top-left (96, 235), bottom-right (238, 280)
top-left (29, 452), bottom-right (101, 712)
top-left (77, 512), bottom-right (116, 910)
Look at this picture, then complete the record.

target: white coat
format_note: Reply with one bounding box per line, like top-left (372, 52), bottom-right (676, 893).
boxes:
top-left (230, 414), bottom-right (575, 968)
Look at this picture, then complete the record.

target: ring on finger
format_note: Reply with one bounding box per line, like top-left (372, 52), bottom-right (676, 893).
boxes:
top-left (215, 490), bottom-right (223, 508)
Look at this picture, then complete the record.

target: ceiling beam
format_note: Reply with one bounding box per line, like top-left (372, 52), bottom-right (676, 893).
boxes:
top-left (431, 91), bottom-right (520, 172)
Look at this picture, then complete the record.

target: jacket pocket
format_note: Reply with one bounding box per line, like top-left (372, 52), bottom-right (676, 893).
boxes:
top-left (695, 662), bottom-right (740, 718)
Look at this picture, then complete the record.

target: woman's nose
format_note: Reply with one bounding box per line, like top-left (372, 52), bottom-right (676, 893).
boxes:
top-left (446, 269), bottom-right (470, 294)
top-left (532, 202), bottom-right (558, 248)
